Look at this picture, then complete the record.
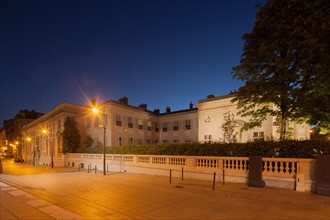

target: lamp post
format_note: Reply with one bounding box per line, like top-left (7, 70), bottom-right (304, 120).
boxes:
top-left (42, 129), bottom-right (54, 168)
top-left (92, 104), bottom-right (107, 175)
top-left (26, 137), bottom-right (31, 163)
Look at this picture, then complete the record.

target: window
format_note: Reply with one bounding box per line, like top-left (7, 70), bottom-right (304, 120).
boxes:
top-left (94, 117), bottom-right (99, 127)
top-left (204, 134), bottom-right (212, 143)
top-left (138, 120), bottom-right (143, 129)
top-left (153, 122), bottom-right (159, 132)
top-left (162, 122), bottom-right (168, 132)
top-left (173, 121), bottom-right (179, 131)
top-left (147, 122), bottom-right (151, 131)
top-left (128, 117), bottom-right (133, 128)
top-left (163, 140), bottom-right (168, 144)
top-left (116, 114), bottom-right (122, 126)
top-left (137, 139), bottom-right (142, 145)
top-left (119, 137), bottom-right (123, 146)
top-left (173, 139), bottom-right (179, 144)
top-left (185, 139), bottom-right (191, 143)
top-left (146, 139), bottom-right (151, 144)
top-left (94, 137), bottom-right (99, 147)
top-left (87, 117), bottom-right (90, 128)
top-left (253, 132), bottom-right (264, 140)
top-left (153, 140), bottom-right (159, 144)
top-left (185, 120), bottom-right (191, 130)
top-left (129, 138), bottom-right (133, 145)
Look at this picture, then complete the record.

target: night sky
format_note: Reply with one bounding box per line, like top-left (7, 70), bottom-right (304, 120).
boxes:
top-left (1, 0), bottom-right (265, 127)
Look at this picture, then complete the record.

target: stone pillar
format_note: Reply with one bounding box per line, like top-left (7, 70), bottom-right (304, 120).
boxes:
top-left (316, 155), bottom-right (330, 196)
top-left (248, 156), bottom-right (265, 188)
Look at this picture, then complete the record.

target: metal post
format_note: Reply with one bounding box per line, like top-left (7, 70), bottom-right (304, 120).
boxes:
top-left (223, 169), bottom-right (225, 185)
top-left (169, 169), bottom-right (172, 184)
top-left (103, 126), bottom-right (106, 175)
top-left (95, 165), bottom-right (97, 174)
top-left (213, 172), bottom-right (216, 190)
top-left (181, 167), bottom-right (184, 180)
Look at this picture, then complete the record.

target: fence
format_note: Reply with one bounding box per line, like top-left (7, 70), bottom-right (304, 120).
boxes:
top-left (66, 154), bottom-right (316, 192)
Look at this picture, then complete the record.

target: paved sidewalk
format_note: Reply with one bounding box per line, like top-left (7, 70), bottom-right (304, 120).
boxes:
top-left (1, 181), bottom-right (81, 219)
top-left (0, 159), bottom-right (330, 219)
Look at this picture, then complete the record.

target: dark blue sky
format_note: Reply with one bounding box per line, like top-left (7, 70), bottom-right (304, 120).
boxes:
top-left (1, 0), bottom-right (265, 127)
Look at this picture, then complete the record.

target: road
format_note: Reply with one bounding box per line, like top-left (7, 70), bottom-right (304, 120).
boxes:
top-left (1, 157), bottom-right (329, 219)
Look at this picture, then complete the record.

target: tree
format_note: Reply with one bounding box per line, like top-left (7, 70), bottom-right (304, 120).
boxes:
top-left (222, 111), bottom-right (238, 143)
top-left (83, 135), bottom-right (94, 149)
top-left (62, 117), bottom-right (81, 153)
top-left (232, 0), bottom-right (330, 140)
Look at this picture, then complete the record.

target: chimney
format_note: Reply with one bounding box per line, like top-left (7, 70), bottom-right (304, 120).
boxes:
top-left (138, 103), bottom-right (147, 111)
top-left (189, 102), bottom-right (193, 109)
top-left (90, 99), bottom-right (97, 107)
top-left (166, 106), bottom-right (171, 113)
top-left (119, 96), bottom-right (128, 104)
top-left (153, 109), bottom-right (160, 115)
top-left (207, 94), bottom-right (215, 99)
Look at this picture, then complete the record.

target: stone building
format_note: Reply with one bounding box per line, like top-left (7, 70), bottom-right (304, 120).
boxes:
top-left (21, 94), bottom-right (310, 166)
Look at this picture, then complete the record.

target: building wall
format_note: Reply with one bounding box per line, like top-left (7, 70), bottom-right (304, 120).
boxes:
top-left (23, 102), bottom-right (88, 166)
top-left (21, 95), bottom-right (310, 166)
top-left (196, 95), bottom-right (310, 143)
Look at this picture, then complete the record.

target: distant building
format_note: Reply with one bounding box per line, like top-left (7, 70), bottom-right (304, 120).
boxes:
top-left (0, 109), bottom-right (44, 156)
top-left (22, 95), bottom-right (310, 166)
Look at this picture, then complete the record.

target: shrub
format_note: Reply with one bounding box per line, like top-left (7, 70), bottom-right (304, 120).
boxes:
top-left (76, 140), bottom-right (330, 158)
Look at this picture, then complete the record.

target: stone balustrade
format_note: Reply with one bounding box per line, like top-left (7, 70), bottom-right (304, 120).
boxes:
top-left (66, 153), bottom-right (316, 192)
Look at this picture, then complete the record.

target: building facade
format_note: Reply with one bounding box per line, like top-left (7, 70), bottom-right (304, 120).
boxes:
top-left (22, 95), bottom-right (310, 166)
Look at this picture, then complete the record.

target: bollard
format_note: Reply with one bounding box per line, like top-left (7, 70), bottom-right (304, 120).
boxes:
top-left (107, 164), bottom-right (108, 173)
top-left (223, 169), bottom-right (225, 185)
top-left (213, 172), bottom-right (216, 190)
top-left (88, 165), bottom-right (90, 173)
top-left (95, 165), bottom-right (97, 174)
top-left (0, 159), bottom-right (3, 174)
top-left (181, 167), bottom-right (184, 181)
top-left (169, 169), bottom-right (172, 184)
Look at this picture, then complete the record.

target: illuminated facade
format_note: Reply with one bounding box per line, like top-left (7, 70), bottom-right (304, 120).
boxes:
top-left (22, 94), bottom-right (310, 166)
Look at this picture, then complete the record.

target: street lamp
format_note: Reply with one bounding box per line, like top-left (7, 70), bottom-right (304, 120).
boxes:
top-left (42, 129), bottom-right (54, 168)
top-left (91, 103), bottom-right (106, 175)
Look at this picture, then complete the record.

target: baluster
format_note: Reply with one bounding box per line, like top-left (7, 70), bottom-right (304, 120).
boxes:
top-left (278, 161), bottom-right (282, 174)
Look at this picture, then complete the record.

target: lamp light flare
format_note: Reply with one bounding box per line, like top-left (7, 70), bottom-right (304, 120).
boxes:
top-left (92, 107), bottom-right (99, 114)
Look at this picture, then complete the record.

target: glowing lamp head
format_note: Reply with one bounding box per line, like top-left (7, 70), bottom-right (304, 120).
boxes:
top-left (92, 107), bottom-right (99, 114)
top-left (42, 129), bottom-right (47, 134)
top-left (27, 137), bottom-right (31, 142)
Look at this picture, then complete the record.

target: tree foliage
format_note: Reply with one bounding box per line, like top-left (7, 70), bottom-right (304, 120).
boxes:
top-left (232, 0), bottom-right (330, 140)
top-left (83, 135), bottom-right (94, 149)
top-left (222, 111), bottom-right (238, 143)
top-left (62, 116), bottom-right (81, 153)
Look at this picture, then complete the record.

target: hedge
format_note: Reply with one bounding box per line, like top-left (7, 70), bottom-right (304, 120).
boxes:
top-left (76, 140), bottom-right (330, 158)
